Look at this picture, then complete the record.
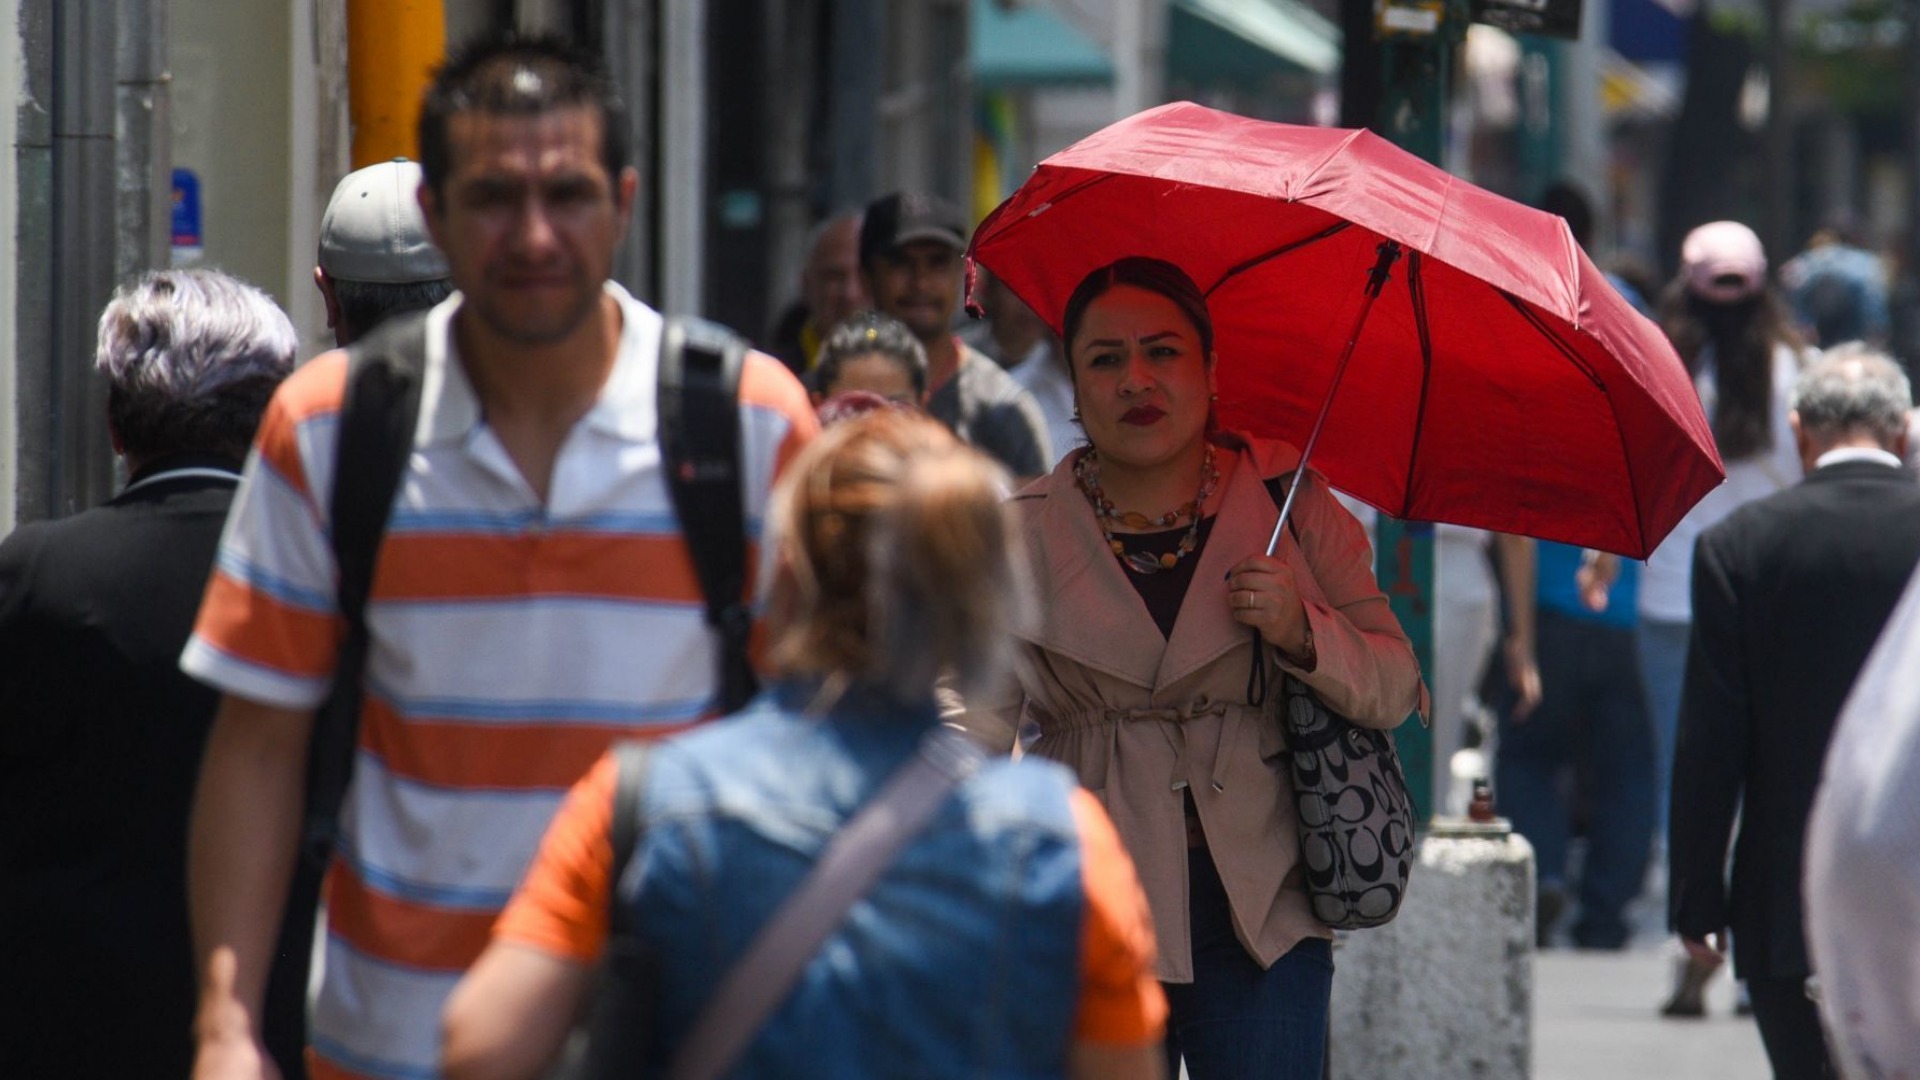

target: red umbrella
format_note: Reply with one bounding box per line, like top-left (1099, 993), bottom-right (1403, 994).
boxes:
top-left (967, 102), bottom-right (1724, 559)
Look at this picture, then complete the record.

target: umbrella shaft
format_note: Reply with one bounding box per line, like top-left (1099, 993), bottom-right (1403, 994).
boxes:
top-left (1266, 241), bottom-right (1403, 556)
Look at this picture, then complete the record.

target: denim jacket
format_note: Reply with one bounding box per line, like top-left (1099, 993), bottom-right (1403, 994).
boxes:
top-left (622, 680), bottom-right (1088, 1078)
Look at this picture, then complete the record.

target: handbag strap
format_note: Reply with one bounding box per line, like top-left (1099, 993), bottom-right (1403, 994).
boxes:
top-left (667, 725), bottom-right (984, 1080)
top-left (1250, 473), bottom-right (1307, 707)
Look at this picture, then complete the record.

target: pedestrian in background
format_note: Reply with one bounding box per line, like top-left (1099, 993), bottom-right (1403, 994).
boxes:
top-left (1636, 221), bottom-right (1812, 1016)
top-left (1670, 349), bottom-right (1920, 1077)
top-left (810, 311), bottom-right (928, 409)
top-left (859, 190), bottom-right (1052, 479)
top-left (1484, 183), bottom-right (1662, 948)
top-left (312, 157), bottom-right (454, 348)
top-left (1779, 220), bottom-right (1890, 349)
top-left (976, 263), bottom-right (1078, 466)
top-left (443, 410), bottom-right (1167, 1080)
top-left (1489, 532), bottom-right (1654, 949)
top-left (966, 257), bottom-right (1424, 1080)
top-left (766, 210), bottom-right (868, 377)
top-left (182, 34), bottom-right (816, 1080)
top-left (0, 269), bottom-right (295, 1080)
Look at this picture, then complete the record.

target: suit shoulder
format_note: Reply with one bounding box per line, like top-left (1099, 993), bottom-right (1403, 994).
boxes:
top-left (0, 506), bottom-right (125, 608)
top-left (0, 506), bottom-right (106, 567)
top-left (1702, 483), bottom-right (1806, 540)
top-left (0, 517), bottom-right (54, 578)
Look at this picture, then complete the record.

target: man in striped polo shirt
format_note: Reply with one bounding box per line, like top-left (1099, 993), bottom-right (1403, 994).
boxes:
top-left (183, 35), bottom-right (817, 1080)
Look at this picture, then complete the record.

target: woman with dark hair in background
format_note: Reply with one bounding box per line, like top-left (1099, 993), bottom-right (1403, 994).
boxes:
top-left (811, 311), bottom-right (929, 408)
top-left (1640, 221), bottom-right (1811, 1016)
top-left (966, 257), bottom-right (1424, 1079)
top-left (442, 411), bottom-right (1168, 1080)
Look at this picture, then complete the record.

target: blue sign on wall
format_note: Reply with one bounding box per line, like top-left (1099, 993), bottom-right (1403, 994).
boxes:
top-left (172, 167), bottom-right (204, 265)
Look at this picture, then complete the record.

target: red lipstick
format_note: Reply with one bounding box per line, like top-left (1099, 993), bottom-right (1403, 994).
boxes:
top-left (1121, 405), bottom-right (1165, 425)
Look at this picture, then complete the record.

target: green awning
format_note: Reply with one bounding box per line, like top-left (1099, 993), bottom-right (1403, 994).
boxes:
top-left (971, 0), bottom-right (1115, 88)
top-left (1169, 0), bottom-right (1341, 80)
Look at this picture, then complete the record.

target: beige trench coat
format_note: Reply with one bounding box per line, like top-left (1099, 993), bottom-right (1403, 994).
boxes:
top-left (975, 435), bottom-right (1425, 982)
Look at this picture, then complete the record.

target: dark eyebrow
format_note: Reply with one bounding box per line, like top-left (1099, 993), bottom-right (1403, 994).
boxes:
top-left (543, 174), bottom-right (602, 196)
top-left (464, 176), bottom-right (523, 197)
top-left (1079, 329), bottom-right (1185, 350)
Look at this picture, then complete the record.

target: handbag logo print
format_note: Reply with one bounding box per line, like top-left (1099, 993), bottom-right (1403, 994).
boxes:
top-left (1284, 677), bottom-right (1415, 928)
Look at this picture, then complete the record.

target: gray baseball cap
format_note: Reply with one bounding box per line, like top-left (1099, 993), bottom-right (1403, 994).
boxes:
top-left (318, 158), bottom-right (450, 284)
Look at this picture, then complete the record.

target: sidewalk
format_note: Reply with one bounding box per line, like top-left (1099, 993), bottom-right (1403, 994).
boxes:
top-left (1535, 946), bottom-right (1771, 1079)
top-left (1533, 858), bottom-right (1771, 1080)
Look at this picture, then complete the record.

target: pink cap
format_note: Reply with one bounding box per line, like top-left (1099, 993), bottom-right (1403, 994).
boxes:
top-left (1682, 221), bottom-right (1767, 303)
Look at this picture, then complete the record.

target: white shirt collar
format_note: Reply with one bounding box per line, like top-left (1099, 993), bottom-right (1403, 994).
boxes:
top-left (118, 465), bottom-right (243, 497)
top-left (416, 281), bottom-right (663, 448)
top-left (1815, 446), bottom-right (1903, 470)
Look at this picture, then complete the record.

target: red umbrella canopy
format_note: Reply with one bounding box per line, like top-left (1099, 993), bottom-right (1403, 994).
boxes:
top-left (968, 102), bottom-right (1724, 559)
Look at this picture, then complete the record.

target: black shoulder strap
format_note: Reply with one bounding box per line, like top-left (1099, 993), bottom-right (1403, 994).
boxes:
top-left (579, 740), bottom-right (660, 1080)
top-left (606, 739), bottom-right (654, 932)
top-left (303, 313), bottom-right (430, 866)
top-left (657, 315), bottom-right (757, 714)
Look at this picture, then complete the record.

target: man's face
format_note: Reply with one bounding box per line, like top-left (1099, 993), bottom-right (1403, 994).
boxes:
top-left (801, 218), bottom-right (867, 331)
top-left (864, 240), bottom-right (962, 344)
top-left (419, 105), bottom-right (636, 346)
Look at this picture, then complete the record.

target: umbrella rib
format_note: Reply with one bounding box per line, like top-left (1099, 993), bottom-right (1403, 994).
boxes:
top-left (1500, 291), bottom-right (1650, 555)
top-left (1399, 251), bottom-right (1436, 521)
top-left (1500, 292), bottom-right (1604, 389)
top-left (973, 173), bottom-right (1117, 249)
top-left (1205, 221), bottom-right (1352, 297)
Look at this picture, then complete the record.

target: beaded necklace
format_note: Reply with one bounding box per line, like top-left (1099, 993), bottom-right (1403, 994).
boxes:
top-left (1074, 443), bottom-right (1220, 575)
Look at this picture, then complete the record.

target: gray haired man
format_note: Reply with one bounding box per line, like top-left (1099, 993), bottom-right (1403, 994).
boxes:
top-left (1670, 348), bottom-right (1920, 1077)
top-left (0, 270), bottom-right (298, 1080)
top-left (314, 157), bottom-right (453, 346)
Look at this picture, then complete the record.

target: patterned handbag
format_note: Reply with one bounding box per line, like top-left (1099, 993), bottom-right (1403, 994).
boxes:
top-left (1281, 674), bottom-right (1416, 929)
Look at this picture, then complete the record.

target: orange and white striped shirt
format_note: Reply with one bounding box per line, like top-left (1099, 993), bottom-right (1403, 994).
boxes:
top-left (183, 284), bottom-right (817, 1080)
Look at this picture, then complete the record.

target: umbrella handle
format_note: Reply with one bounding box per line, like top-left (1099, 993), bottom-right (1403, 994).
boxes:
top-left (1265, 240), bottom-right (1402, 557)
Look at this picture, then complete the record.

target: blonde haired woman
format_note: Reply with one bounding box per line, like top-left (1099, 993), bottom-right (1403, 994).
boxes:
top-left (442, 411), bottom-right (1167, 1080)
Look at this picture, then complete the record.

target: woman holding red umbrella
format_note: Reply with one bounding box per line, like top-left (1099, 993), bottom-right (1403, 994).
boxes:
top-left (969, 257), bottom-right (1424, 1078)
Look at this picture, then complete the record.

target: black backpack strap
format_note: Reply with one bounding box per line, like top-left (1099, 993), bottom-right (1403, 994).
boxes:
top-left (263, 315), bottom-right (426, 1080)
top-left (657, 315), bottom-right (757, 715)
top-left (304, 313), bottom-right (430, 866)
top-left (578, 740), bottom-right (658, 1080)
top-left (606, 739), bottom-right (654, 932)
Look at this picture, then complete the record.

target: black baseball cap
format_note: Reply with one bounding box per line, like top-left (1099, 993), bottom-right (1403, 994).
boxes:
top-left (859, 191), bottom-right (969, 267)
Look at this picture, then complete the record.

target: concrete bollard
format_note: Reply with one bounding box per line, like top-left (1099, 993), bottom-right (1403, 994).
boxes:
top-left (1329, 822), bottom-right (1535, 1079)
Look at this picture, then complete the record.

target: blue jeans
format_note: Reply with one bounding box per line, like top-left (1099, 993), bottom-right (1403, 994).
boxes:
top-left (1495, 608), bottom-right (1656, 948)
top-left (1634, 617), bottom-right (1690, 845)
top-left (1162, 852), bottom-right (1333, 1080)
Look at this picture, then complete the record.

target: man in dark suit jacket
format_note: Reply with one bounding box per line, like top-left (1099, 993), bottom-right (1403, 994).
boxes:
top-left (1671, 347), bottom-right (1920, 1079)
top-left (0, 270), bottom-right (296, 1078)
